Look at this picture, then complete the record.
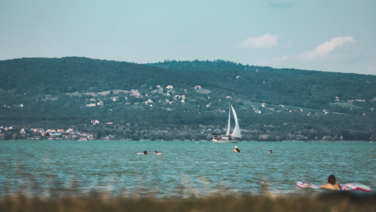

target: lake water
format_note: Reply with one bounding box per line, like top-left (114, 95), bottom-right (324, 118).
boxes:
top-left (0, 140), bottom-right (375, 198)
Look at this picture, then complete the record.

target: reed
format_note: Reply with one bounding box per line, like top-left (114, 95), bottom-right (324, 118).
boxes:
top-left (2, 157), bottom-right (375, 211)
top-left (0, 192), bottom-right (375, 212)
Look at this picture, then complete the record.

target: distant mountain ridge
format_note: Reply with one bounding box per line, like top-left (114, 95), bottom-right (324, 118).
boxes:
top-left (147, 59), bottom-right (255, 71)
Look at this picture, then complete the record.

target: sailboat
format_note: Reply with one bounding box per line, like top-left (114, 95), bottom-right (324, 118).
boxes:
top-left (212, 103), bottom-right (241, 143)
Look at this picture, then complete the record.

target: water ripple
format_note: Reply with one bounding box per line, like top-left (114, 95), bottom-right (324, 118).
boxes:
top-left (0, 140), bottom-right (375, 197)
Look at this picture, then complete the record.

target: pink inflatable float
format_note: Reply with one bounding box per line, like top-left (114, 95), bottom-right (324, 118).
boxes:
top-left (296, 181), bottom-right (371, 192)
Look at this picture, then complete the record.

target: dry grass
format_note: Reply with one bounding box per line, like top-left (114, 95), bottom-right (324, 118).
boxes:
top-left (1, 192), bottom-right (375, 212)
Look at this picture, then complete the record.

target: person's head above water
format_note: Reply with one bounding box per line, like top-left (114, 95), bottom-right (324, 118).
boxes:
top-left (328, 175), bottom-right (336, 185)
top-left (320, 174), bottom-right (341, 190)
top-left (154, 151), bottom-right (157, 154)
top-left (233, 146), bottom-right (240, 152)
top-left (144, 151), bottom-right (148, 154)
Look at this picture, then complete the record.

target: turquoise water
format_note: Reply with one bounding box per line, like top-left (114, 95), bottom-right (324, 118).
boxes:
top-left (0, 140), bottom-right (375, 197)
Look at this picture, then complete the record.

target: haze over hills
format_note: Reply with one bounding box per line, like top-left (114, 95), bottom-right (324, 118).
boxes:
top-left (1, 57), bottom-right (376, 141)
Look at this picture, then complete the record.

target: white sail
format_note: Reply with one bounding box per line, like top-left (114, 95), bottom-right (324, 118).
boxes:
top-left (226, 104), bottom-right (231, 136)
top-left (231, 105), bottom-right (241, 138)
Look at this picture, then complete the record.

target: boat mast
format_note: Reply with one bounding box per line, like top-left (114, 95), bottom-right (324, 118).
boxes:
top-left (226, 102), bottom-right (231, 136)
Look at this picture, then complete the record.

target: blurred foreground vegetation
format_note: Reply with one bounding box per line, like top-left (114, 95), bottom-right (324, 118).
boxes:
top-left (1, 192), bottom-right (375, 212)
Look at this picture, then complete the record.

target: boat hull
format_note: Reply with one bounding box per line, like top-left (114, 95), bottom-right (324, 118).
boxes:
top-left (212, 137), bottom-right (238, 143)
top-left (213, 140), bottom-right (237, 143)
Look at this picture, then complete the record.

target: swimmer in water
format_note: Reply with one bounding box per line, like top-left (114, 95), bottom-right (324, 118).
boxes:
top-left (143, 151), bottom-right (148, 155)
top-left (154, 151), bottom-right (158, 155)
top-left (232, 146), bottom-right (240, 153)
top-left (268, 149), bottom-right (272, 153)
top-left (320, 175), bottom-right (342, 190)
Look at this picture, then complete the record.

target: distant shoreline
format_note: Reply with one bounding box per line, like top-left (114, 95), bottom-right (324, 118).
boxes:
top-left (0, 139), bottom-right (373, 143)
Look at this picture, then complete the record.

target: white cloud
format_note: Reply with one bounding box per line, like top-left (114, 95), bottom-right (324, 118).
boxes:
top-left (285, 42), bottom-right (293, 49)
top-left (272, 55), bottom-right (290, 62)
top-left (298, 36), bottom-right (355, 61)
top-left (239, 34), bottom-right (281, 49)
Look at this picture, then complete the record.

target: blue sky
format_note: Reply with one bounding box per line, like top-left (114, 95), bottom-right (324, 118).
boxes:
top-left (1, 0), bottom-right (375, 74)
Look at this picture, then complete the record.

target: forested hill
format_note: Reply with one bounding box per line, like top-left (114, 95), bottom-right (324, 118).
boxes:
top-left (147, 59), bottom-right (369, 79)
top-left (0, 57), bottom-right (171, 94)
top-left (147, 60), bottom-right (252, 71)
top-left (2, 57), bottom-right (376, 108)
top-left (1, 57), bottom-right (376, 141)
top-left (147, 60), bottom-right (376, 109)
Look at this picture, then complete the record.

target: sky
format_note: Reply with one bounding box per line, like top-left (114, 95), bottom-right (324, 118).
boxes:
top-left (1, 0), bottom-right (375, 74)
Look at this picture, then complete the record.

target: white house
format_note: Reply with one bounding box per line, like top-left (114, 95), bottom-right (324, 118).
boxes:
top-left (145, 99), bottom-right (153, 104)
top-left (91, 120), bottom-right (100, 125)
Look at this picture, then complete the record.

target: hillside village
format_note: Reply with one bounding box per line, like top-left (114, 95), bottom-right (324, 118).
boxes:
top-left (1, 58), bottom-right (376, 141)
top-left (1, 82), bottom-right (375, 141)
top-left (74, 84), bottom-right (346, 116)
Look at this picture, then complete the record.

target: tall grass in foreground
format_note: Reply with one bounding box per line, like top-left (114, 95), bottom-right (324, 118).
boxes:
top-left (1, 192), bottom-right (375, 212)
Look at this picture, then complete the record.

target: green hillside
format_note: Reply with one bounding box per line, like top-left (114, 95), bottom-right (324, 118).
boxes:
top-left (1, 57), bottom-right (376, 141)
